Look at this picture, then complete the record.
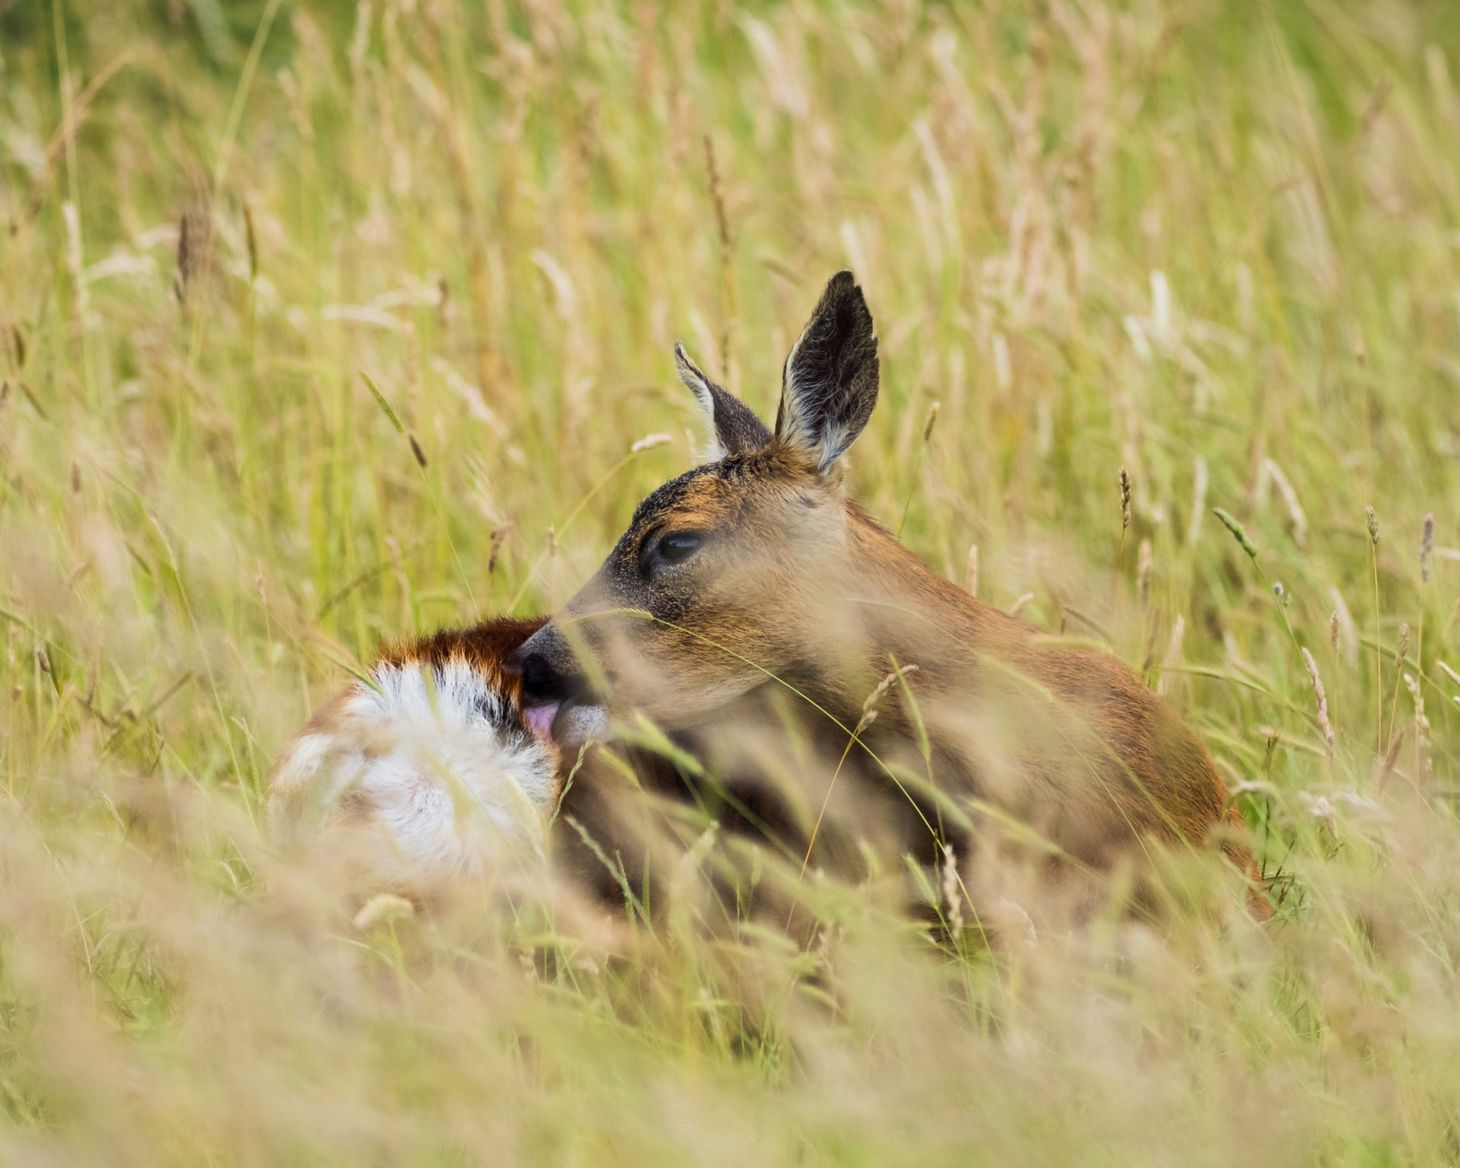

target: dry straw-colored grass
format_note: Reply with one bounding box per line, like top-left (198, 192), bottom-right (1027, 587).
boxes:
top-left (2, 1), bottom-right (1458, 1163)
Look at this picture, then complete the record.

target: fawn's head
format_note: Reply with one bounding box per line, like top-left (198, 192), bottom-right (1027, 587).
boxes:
top-left (515, 271), bottom-right (884, 740)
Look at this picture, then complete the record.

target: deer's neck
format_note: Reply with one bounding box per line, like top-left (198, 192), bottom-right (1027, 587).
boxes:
top-left (857, 512), bottom-right (1005, 629)
top-left (795, 514), bottom-right (1019, 723)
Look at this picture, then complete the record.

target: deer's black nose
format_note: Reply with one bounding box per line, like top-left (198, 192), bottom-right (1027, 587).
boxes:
top-left (512, 621), bottom-right (597, 708)
top-left (513, 650), bottom-right (573, 706)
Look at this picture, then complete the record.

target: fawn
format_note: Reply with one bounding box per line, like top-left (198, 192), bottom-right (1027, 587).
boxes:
top-left (268, 618), bottom-right (564, 901)
top-left (266, 614), bottom-right (686, 912)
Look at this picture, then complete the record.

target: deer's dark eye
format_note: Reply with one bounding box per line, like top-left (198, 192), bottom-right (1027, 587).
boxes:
top-left (650, 530), bottom-right (705, 570)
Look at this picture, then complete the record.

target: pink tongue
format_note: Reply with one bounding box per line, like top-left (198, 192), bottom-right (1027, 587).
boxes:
top-left (523, 702), bottom-right (561, 742)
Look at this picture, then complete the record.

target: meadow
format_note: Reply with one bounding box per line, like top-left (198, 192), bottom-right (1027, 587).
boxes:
top-left (2, 0), bottom-right (1459, 1163)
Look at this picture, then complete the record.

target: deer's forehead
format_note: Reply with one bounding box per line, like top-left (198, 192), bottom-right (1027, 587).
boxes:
top-left (625, 466), bottom-right (754, 532)
top-left (612, 453), bottom-right (820, 564)
top-left (623, 466), bottom-right (722, 533)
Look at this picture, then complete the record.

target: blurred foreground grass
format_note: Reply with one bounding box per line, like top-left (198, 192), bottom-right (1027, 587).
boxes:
top-left (2, 1), bottom-right (1459, 1163)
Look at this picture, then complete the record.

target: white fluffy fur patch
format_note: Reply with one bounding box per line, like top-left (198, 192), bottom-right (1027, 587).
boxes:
top-left (273, 659), bottom-right (559, 893)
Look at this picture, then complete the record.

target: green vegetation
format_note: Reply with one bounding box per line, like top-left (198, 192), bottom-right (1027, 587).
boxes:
top-left (2, 1), bottom-right (1457, 1163)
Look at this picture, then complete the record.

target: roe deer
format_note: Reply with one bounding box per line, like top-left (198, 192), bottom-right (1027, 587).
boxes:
top-left (514, 272), bottom-right (1267, 925)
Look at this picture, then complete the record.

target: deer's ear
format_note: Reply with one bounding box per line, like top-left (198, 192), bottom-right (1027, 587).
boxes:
top-left (775, 271), bottom-right (879, 473)
top-left (675, 342), bottom-right (772, 461)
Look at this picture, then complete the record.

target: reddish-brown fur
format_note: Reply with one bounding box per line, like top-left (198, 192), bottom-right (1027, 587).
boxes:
top-left (376, 616), bottom-right (548, 694)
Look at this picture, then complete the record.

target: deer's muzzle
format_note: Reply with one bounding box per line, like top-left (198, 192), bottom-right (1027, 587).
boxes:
top-left (511, 624), bottom-right (601, 744)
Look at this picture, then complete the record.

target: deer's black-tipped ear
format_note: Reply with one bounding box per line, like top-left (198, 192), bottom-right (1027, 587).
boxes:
top-left (675, 342), bottom-right (772, 461)
top-left (775, 271), bottom-right (879, 472)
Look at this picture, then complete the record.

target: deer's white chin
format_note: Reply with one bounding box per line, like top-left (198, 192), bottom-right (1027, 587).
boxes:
top-left (557, 702), bottom-right (609, 747)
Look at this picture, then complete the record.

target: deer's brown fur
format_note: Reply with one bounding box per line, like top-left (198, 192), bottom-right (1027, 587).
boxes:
top-left (516, 272), bottom-right (1269, 925)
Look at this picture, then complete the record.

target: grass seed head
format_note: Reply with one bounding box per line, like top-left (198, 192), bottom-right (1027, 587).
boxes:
top-left (353, 893), bottom-right (416, 931)
top-left (243, 200), bottom-right (259, 283)
top-left (941, 843), bottom-right (964, 935)
top-left (1302, 647), bottom-right (1335, 762)
top-left (923, 401), bottom-right (941, 444)
top-left (1403, 673), bottom-right (1433, 780)
top-left (1213, 507), bottom-right (1258, 559)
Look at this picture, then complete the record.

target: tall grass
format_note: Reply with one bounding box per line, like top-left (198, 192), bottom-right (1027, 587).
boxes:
top-left (1, 1), bottom-right (1458, 1163)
